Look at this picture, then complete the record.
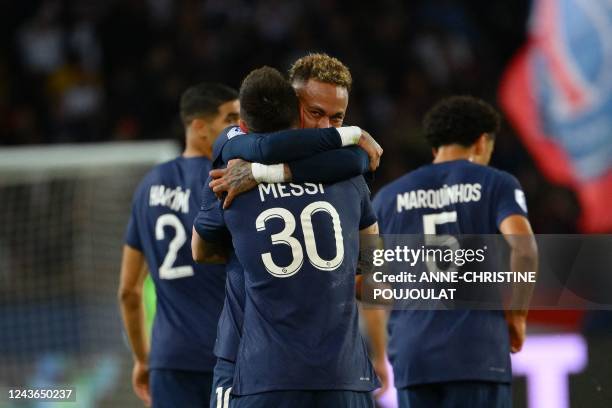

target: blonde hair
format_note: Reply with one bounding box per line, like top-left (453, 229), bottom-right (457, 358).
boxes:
top-left (289, 53), bottom-right (352, 91)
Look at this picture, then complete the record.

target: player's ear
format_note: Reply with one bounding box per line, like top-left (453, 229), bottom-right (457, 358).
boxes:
top-left (239, 119), bottom-right (249, 133)
top-left (431, 147), bottom-right (438, 159)
top-left (474, 133), bottom-right (489, 155)
top-left (191, 118), bottom-right (206, 132)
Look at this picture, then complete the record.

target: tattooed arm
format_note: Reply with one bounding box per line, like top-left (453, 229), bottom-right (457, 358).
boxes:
top-left (209, 142), bottom-right (380, 209)
top-left (191, 227), bottom-right (228, 264)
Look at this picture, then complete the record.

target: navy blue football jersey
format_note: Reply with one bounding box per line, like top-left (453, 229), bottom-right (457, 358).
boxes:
top-left (221, 176), bottom-right (379, 396)
top-left (211, 252), bottom-right (244, 362)
top-left (194, 189), bottom-right (245, 363)
top-left (125, 157), bottom-right (226, 372)
top-left (372, 159), bottom-right (528, 388)
top-left (193, 128), bottom-right (247, 364)
top-left (194, 125), bottom-right (369, 364)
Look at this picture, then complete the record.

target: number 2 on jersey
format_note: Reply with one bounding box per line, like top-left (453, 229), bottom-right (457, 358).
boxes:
top-left (255, 201), bottom-right (344, 278)
top-left (155, 213), bottom-right (194, 279)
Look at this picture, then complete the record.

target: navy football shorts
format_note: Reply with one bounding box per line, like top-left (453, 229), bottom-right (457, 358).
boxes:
top-left (397, 381), bottom-right (511, 408)
top-left (210, 358), bottom-right (235, 408)
top-left (230, 389), bottom-right (374, 408)
top-left (150, 368), bottom-right (213, 408)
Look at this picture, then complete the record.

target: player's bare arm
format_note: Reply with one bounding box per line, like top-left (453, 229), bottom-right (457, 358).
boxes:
top-left (118, 245), bottom-right (152, 407)
top-left (499, 214), bottom-right (538, 353)
top-left (361, 306), bottom-right (389, 396)
top-left (358, 129), bottom-right (383, 171)
top-left (191, 226), bottom-right (228, 264)
top-left (356, 222), bottom-right (390, 396)
top-left (208, 159), bottom-right (264, 208)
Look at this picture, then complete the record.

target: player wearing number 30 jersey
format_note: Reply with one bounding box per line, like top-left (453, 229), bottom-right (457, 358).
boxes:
top-left (196, 67), bottom-right (380, 408)
top-left (118, 83), bottom-right (239, 408)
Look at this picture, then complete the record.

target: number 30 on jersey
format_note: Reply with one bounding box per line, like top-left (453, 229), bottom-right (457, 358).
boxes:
top-left (255, 201), bottom-right (344, 278)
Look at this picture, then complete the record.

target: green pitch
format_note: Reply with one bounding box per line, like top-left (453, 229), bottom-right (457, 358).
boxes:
top-left (143, 275), bottom-right (156, 336)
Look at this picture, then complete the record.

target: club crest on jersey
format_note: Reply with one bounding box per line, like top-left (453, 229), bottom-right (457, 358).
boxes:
top-left (227, 127), bottom-right (245, 139)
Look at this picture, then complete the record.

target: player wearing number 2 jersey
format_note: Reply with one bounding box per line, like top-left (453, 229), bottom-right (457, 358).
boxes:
top-left (372, 96), bottom-right (537, 408)
top-left (195, 67), bottom-right (380, 408)
top-left (118, 83), bottom-right (239, 408)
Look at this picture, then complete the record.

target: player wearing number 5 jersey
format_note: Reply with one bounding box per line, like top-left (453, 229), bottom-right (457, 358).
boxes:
top-left (196, 67), bottom-right (380, 408)
top-left (118, 83), bottom-right (239, 408)
top-left (372, 96), bottom-right (538, 408)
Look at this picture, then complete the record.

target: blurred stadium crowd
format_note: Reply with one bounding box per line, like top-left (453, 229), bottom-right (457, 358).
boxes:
top-left (0, 0), bottom-right (580, 232)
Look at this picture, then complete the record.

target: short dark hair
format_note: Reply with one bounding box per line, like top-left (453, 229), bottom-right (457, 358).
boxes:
top-left (239, 66), bottom-right (300, 133)
top-left (423, 96), bottom-right (501, 148)
top-left (179, 82), bottom-right (238, 126)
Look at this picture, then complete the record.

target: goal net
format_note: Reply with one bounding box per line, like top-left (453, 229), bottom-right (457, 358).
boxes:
top-left (0, 141), bottom-right (179, 407)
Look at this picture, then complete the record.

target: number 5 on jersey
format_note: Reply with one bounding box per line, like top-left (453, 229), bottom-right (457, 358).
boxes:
top-left (423, 211), bottom-right (460, 273)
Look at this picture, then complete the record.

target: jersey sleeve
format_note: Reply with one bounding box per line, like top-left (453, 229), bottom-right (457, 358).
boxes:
top-left (494, 172), bottom-right (529, 228)
top-left (124, 187), bottom-right (144, 250)
top-left (193, 178), bottom-right (231, 244)
top-left (221, 128), bottom-right (343, 164)
top-left (124, 209), bottom-right (142, 250)
top-left (212, 126), bottom-right (241, 167)
top-left (289, 147), bottom-right (370, 183)
top-left (350, 176), bottom-right (377, 229)
top-left (371, 190), bottom-right (387, 233)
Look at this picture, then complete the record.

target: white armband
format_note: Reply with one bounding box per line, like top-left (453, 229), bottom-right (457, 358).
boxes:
top-left (251, 163), bottom-right (285, 183)
top-left (337, 126), bottom-right (362, 146)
